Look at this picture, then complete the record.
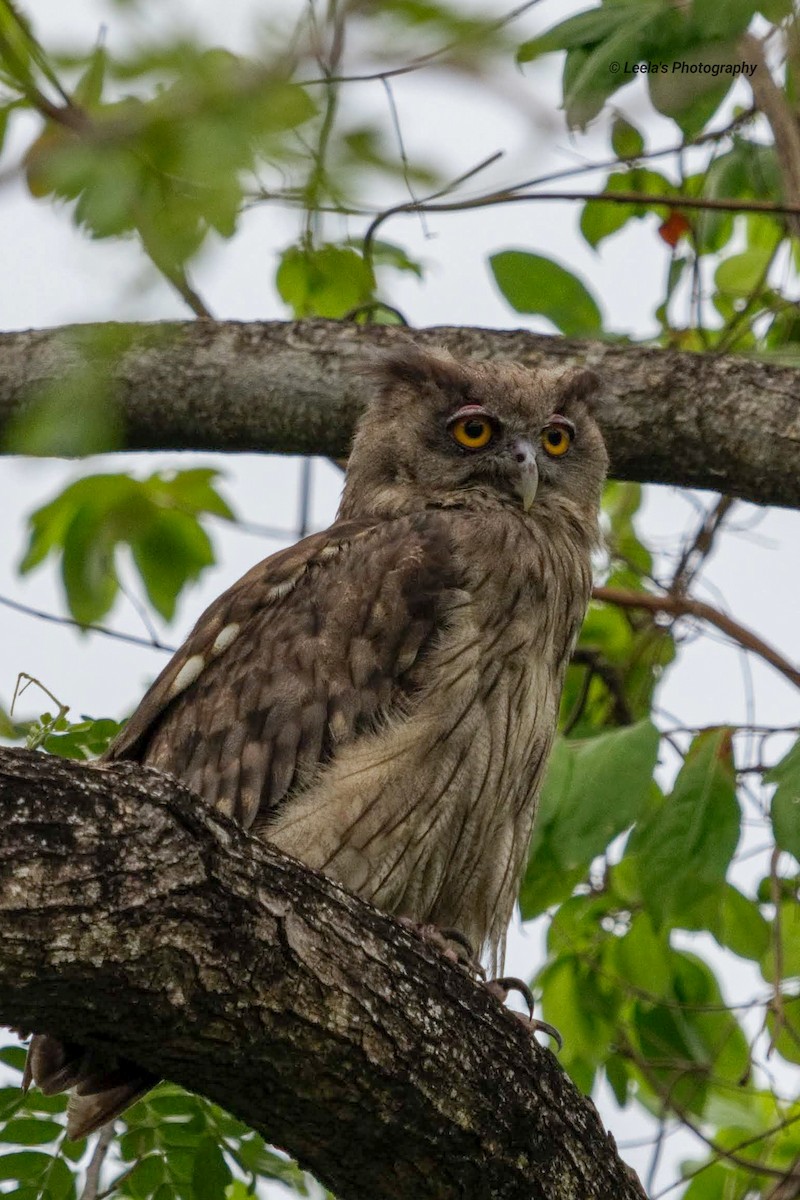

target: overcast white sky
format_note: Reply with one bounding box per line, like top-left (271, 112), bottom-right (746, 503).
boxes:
top-left (1, 1), bottom-right (798, 1196)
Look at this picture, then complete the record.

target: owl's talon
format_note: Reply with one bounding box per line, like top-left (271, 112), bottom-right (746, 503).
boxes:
top-left (485, 976), bottom-right (563, 1050)
top-left (398, 918), bottom-right (486, 978)
top-left (513, 1014), bottom-right (564, 1051)
top-left (486, 975), bottom-right (535, 1016)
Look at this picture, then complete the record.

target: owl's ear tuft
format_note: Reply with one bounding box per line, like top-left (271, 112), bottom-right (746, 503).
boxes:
top-left (555, 367), bottom-right (602, 414)
top-left (362, 344), bottom-right (462, 394)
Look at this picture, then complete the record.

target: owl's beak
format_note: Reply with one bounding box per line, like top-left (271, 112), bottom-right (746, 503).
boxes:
top-left (511, 438), bottom-right (539, 512)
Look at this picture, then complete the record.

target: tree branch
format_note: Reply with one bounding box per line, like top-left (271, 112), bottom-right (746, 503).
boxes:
top-left (0, 745), bottom-right (646, 1200)
top-left (593, 586), bottom-right (800, 690)
top-left (0, 321), bottom-right (798, 509)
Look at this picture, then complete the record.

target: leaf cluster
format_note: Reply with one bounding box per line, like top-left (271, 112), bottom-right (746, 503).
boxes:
top-left (0, 1047), bottom-right (325, 1200)
top-left (19, 467), bottom-right (234, 626)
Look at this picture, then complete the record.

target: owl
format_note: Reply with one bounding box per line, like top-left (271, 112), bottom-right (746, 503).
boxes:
top-left (24, 345), bottom-right (608, 1137)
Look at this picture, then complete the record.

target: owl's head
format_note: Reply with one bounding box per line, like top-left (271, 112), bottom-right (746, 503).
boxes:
top-left (339, 345), bottom-right (608, 525)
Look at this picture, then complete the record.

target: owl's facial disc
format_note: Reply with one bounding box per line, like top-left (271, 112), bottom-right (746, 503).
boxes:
top-left (510, 437), bottom-right (539, 512)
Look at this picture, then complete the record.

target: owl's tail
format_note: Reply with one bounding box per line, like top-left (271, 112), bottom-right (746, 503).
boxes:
top-left (23, 1034), bottom-right (157, 1140)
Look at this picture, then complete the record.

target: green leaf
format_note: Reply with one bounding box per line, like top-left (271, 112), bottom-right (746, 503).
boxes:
top-left (612, 911), bottom-right (672, 998)
top-left (611, 116), bottom-right (644, 160)
top-left (715, 246), bottom-right (774, 296)
top-left (226, 1183), bottom-right (254, 1200)
top-left (765, 995), bottom-right (800, 1064)
top-left (559, 4), bottom-right (664, 127)
top-left (0, 104), bottom-right (14, 157)
top-left (20, 468), bottom-right (231, 626)
top-left (521, 724), bottom-right (658, 917)
top-left (604, 1056), bottom-right (631, 1107)
top-left (767, 738), bottom-right (800, 860)
top-left (23, 51), bottom-right (315, 271)
top-left (127, 1154), bottom-right (166, 1198)
top-left (630, 950), bottom-right (750, 1115)
top-left (682, 1161), bottom-right (748, 1199)
top-left (38, 715), bottom-right (123, 761)
top-left (760, 899), bottom-right (800, 982)
top-left (538, 956), bottom-right (615, 1091)
top-left (0, 1088), bottom-right (24, 1121)
top-left (131, 510), bottom-right (214, 621)
top-left (0, 1118), bottom-right (64, 1145)
top-left (518, 7), bottom-right (632, 61)
top-left (72, 43), bottom-right (107, 108)
top-left (583, 165), bottom-right (676, 249)
top-left (539, 722), bottom-right (659, 868)
top-left (580, 198), bottom-right (635, 249)
top-left (192, 1137), bottom-right (232, 1200)
top-left (276, 243), bottom-right (376, 318)
top-left (361, 239), bottom-right (424, 278)
top-left (757, 0), bottom-right (793, 15)
top-left (688, 0), bottom-right (758, 40)
top-left (61, 503), bottom-right (120, 626)
top-left (675, 883), bottom-right (770, 961)
top-left (489, 250), bottom-right (603, 335)
top-left (630, 729), bottom-right (740, 923)
top-left (0, 1046), bottom-right (26, 1073)
top-left (0, 1150), bottom-right (75, 1199)
top-left (153, 468), bottom-right (235, 521)
top-left (647, 43), bottom-right (737, 138)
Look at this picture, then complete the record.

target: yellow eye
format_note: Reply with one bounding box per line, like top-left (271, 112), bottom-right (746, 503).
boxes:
top-left (450, 415), bottom-right (494, 450)
top-left (541, 424), bottom-right (572, 457)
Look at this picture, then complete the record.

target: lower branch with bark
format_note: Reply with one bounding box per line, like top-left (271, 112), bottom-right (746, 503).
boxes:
top-left (0, 746), bottom-right (646, 1200)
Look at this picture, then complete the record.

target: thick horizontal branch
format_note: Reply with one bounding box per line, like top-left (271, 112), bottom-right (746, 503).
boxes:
top-left (0, 746), bottom-right (645, 1200)
top-left (0, 321), bottom-right (798, 509)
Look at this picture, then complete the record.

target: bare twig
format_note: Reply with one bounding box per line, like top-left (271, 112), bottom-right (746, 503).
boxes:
top-left (364, 187), bottom-right (800, 258)
top-left (79, 1123), bottom-right (116, 1200)
top-left (669, 496), bottom-right (736, 595)
top-left (622, 1040), bottom-right (799, 1187)
top-left (593, 587), bottom-right (800, 691)
top-left (297, 0), bottom-right (547, 88)
top-left (0, 592), bottom-right (175, 653)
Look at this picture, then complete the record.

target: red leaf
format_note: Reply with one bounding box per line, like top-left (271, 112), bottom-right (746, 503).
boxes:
top-left (658, 212), bottom-right (691, 247)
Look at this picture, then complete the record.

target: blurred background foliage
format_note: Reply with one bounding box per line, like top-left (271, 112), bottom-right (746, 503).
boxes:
top-left (0, 0), bottom-right (799, 1197)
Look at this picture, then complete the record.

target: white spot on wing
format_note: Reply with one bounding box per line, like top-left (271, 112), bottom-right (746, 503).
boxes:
top-left (268, 575), bottom-right (301, 601)
top-left (212, 622), bottom-right (240, 655)
top-left (169, 654), bottom-right (205, 697)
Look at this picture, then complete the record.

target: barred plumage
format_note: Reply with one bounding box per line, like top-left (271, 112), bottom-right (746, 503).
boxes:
top-left (25, 346), bottom-right (608, 1138)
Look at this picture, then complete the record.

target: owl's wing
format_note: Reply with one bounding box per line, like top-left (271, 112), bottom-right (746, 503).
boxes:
top-left (104, 511), bottom-right (462, 830)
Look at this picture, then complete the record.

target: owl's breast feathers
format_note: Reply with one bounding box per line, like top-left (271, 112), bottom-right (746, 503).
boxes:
top-left (104, 503), bottom-right (592, 963)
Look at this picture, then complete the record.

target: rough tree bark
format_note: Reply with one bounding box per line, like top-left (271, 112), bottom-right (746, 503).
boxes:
top-left (0, 745), bottom-right (646, 1200)
top-left (0, 320), bottom-right (798, 509)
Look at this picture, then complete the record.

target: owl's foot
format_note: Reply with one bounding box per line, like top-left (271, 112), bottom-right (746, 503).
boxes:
top-left (486, 976), bottom-right (563, 1050)
top-left (398, 918), bottom-right (486, 978)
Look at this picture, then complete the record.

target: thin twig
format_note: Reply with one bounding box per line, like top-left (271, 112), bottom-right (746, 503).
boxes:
top-left (297, 0), bottom-right (547, 89)
top-left (467, 105), bottom-right (759, 198)
top-left (0, 592), bottom-right (176, 653)
top-left (363, 186), bottom-right (800, 258)
top-left (669, 496), bottom-right (736, 595)
top-left (650, 1108), bottom-right (800, 1198)
top-left (622, 1040), bottom-right (800, 1187)
top-left (593, 586), bottom-right (800, 691)
top-left (79, 1123), bottom-right (116, 1200)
